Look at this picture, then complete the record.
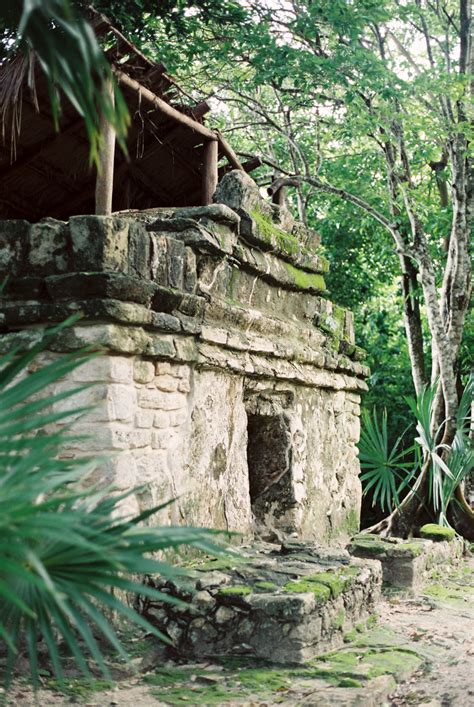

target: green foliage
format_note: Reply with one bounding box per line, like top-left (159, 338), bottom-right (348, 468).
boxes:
top-left (359, 408), bottom-right (414, 513)
top-left (0, 320), bottom-right (225, 689)
top-left (359, 375), bottom-right (473, 525)
top-left (1, 1), bottom-right (129, 164)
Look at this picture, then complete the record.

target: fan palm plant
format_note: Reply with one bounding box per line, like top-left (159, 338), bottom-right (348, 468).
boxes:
top-left (0, 319), bottom-right (225, 689)
top-left (359, 375), bottom-right (474, 529)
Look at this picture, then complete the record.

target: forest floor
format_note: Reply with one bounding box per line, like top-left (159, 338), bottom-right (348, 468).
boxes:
top-left (2, 557), bottom-right (473, 707)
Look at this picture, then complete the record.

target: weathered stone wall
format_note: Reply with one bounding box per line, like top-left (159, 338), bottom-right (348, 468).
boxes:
top-left (0, 171), bottom-right (368, 545)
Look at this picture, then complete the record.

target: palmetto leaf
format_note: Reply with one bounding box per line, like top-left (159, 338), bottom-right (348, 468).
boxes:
top-left (405, 378), bottom-right (473, 523)
top-left (359, 408), bottom-right (414, 512)
top-left (0, 324), bottom-right (227, 688)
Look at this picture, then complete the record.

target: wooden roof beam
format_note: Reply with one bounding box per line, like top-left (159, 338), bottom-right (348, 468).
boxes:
top-left (216, 131), bottom-right (244, 170)
top-left (114, 69), bottom-right (217, 142)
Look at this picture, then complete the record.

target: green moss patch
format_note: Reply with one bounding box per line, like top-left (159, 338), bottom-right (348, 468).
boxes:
top-left (350, 534), bottom-right (425, 558)
top-left (46, 678), bottom-right (114, 702)
top-left (282, 261), bottom-right (326, 292)
top-left (283, 578), bottom-right (331, 602)
top-left (283, 567), bottom-right (358, 601)
top-left (254, 581), bottom-right (279, 592)
top-left (420, 523), bottom-right (456, 542)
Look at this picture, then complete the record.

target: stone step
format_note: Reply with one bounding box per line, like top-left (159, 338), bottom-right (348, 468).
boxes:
top-left (143, 543), bottom-right (382, 664)
top-left (348, 530), bottom-right (463, 593)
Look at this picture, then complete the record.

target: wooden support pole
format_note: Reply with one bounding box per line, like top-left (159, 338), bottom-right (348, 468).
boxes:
top-left (202, 139), bottom-right (219, 205)
top-left (95, 78), bottom-right (116, 215)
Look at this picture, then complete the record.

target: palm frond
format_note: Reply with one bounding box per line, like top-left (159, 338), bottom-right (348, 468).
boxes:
top-left (0, 323), bottom-right (227, 689)
top-left (359, 408), bottom-right (414, 512)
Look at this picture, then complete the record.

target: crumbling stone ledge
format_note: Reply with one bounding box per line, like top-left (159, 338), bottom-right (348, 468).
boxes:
top-left (348, 532), bottom-right (463, 592)
top-left (142, 543), bottom-right (382, 664)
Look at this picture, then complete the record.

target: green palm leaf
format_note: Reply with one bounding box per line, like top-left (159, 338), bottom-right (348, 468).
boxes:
top-left (0, 323), bottom-right (228, 689)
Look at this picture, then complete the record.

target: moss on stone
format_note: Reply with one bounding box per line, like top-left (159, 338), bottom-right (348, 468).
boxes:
top-left (282, 261), bottom-right (326, 291)
top-left (390, 541), bottom-right (425, 557)
top-left (282, 578), bottom-right (331, 602)
top-left (332, 608), bottom-right (346, 630)
top-left (350, 534), bottom-right (425, 558)
top-left (339, 677), bottom-right (363, 688)
top-left (250, 209), bottom-right (299, 254)
top-left (229, 668), bottom-right (290, 692)
top-left (365, 648), bottom-right (422, 681)
top-left (46, 678), bottom-right (114, 701)
top-left (282, 568), bottom-right (357, 601)
top-left (254, 581), bottom-right (279, 592)
top-left (420, 523), bottom-right (456, 542)
top-left (313, 571), bottom-right (350, 598)
top-left (345, 509), bottom-right (360, 536)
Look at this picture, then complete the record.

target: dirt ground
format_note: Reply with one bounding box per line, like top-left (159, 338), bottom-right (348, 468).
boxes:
top-left (2, 558), bottom-right (473, 707)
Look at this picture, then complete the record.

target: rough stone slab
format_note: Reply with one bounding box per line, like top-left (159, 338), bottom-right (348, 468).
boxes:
top-left (144, 543), bottom-right (382, 664)
top-left (235, 243), bottom-right (326, 293)
top-left (348, 533), bottom-right (463, 592)
top-left (45, 273), bottom-right (157, 305)
top-left (147, 218), bottom-right (235, 255)
top-left (69, 215), bottom-right (130, 272)
top-left (173, 203), bottom-right (240, 228)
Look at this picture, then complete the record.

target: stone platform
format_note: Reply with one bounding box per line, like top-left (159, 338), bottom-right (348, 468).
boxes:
top-left (348, 530), bottom-right (462, 592)
top-left (143, 543), bottom-right (382, 664)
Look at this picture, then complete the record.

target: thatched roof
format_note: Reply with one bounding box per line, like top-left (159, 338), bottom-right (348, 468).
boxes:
top-left (0, 10), bottom-right (258, 222)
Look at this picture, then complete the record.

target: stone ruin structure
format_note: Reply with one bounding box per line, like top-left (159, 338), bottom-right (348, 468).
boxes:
top-left (0, 170), bottom-right (368, 547)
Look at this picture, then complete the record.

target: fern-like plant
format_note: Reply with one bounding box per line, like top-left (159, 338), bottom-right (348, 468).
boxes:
top-left (0, 321), bottom-right (224, 688)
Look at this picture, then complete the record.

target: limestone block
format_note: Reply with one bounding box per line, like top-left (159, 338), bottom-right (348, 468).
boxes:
top-left (174, 204), bottom-right (240, 229)
top-left (170, 409), bottom-right (188, 427)
top-left (111, 427), bottom-right (152, 450)
top-left (46, 273), bottom-right (156, 306)
top-left (134, 360), bottom-right (155, 384)
top-left (109, 452), bottom-right (138, 489)
top-left (28, 218), bottom-right (70, 275)
top-left (178, 378), bottom-right (191, 393)
top-left (183, 247), bottom-right (197, 293)
top-left (69, 216), bottom-right (129, 272)
top-left (201, 326), bottom-right (228, 345)
top-left (128, 221), bottom-right (150, 278)
top-left (65, 423), bottom-right (118, 451)
top-left (0, 219), bottom-right (29, 277)
top-left (135, 410), bottom-right (155, 428)
top-left (155, 374), bottom-right (179, 392)
top-left (214, 169), bottom-right (270, 216)
top-left (138, 389), bottom-right (187, 411)
top-left (135, 451), bottom-right (168, 482)
top-left (155, 361), bottom-right (172, 376)
top-left (150, 233), bottom-right (168, 285)
top-left (166, 237), bottom-right (185, 289)
top-left (71, 355), bottom-right (133, 384)
top-left (153, 411), bottom-right (171, 429)
top-left (51, 381), bottom-right (107, 420)
top-left (151, 429), bottom-right (180, 450)
top-left (107, 384), bottom-right (137, 421)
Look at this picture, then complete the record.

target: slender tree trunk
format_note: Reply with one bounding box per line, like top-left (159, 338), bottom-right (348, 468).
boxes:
top-left (399, 254), bottom-right (427, 396)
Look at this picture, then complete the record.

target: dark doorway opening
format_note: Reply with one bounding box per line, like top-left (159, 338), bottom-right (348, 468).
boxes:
top-left (246, 412), bottom-right (295, 536)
